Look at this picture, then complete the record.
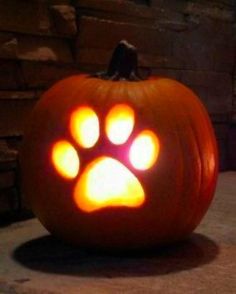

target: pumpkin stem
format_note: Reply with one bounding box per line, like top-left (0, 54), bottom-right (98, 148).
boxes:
top-left (94, 40), bottom-right (143, 81)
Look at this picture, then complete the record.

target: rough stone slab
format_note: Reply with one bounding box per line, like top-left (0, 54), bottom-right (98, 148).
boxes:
top-left (17, 35), bottom-right (73, 63)
top-left (0, 60), bottom-right (24, 90)
top-left (217, 139), bottom-right (229, 171)
top-left (76, 16), bottom-right (234, 72)
top-left (76, 0), bottom-right (197, 30)
top-left (151, 0), bottom-right (236, 17)
top-left (0, 33), bottom-right (73, 63)
top-left (76, 47), bottom-right (183, 70)
top-left (205, 0), bottom-right (236, 7)
top-left (76, 0), bottom-right (232, 27)
top-left (228, 125), bottom-right (236, 170)
top-left (184, 1), bottom-right (235, 22)
top-left (233, 75), bottom-right (236, 96)
top-left (21, 61), bottom-right (80, 89)
top-left (0, 141), bottom-right (18, 172)
top-left (75, 0), bottom-right (154, 19)
top-left (0, 91), bottom-right (36, 100)
top-left (0, 99), bottom-right (37, 137)
top-left (0, 0), bottom-right (51, 36)
top-left (178, 71), bottom-right (231, 95)
top-left (139, 54), bottom-right (183, 69)
top-left (0, 172), bottom-right (235, 293)
top-left (77, 16), bottom-right (173, 57)
top-left (50, 5), bottom-right (77, 36)
top-left (213, 125), bottom-right (229, 171)
top-left (0, 33), bottom-right (17, 59)
top-left (0, 0), bottom-right (76, 38)
top-left (51, 0), bottom-right (72, 4)
top-left (179, 71), bottom-right (232, 116)
top-left (210, 113), bottom-right (231, 123)
top-left (213, 124), bottom-right (229, 140)
top-left (172, 19), bottom-right (234, 72)
top-left (0, 171), bottom-right (15, 189)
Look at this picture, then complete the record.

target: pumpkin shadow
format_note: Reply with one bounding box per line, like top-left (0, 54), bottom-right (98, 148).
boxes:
top-left (13, 233), bottom-right (218, 277)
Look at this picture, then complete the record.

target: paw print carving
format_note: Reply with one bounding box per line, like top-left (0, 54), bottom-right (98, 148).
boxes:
top-left (51, 104), bottom-right (160, 213)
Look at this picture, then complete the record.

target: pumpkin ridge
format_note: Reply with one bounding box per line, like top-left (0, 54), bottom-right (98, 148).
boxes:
top-left (157, 81), bottom-right (207, 237)
top-left (140, 80), bottom-right (185, 239)
top-left (156, 82), bottom-right (187, 239)
top-left (156, 81), bottom-right (205, 238)
top-left (182, 93), bottom-right (218, 231)
top-left (183, 99), bottom-right (203, 233)
top-left (173, 90), bottom-right (203, 236)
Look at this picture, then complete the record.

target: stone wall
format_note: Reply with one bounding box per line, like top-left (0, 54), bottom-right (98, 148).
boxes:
top-left (0, 0), bottom-right (235, 217)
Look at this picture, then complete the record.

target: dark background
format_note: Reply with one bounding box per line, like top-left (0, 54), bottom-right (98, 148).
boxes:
top-left (0, 0), bottom-right (235, 217)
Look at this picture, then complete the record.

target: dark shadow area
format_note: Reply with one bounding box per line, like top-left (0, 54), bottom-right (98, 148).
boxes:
top-left (13, 233), bottom-right (219, 277)
top-left (0, 210), bottom-right (34, 228)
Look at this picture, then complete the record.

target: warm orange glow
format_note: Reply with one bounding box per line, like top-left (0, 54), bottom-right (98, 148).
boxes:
top-left (105, 104), bottom-right (135, 145)
top-left (52, 140), bottom-right (79, 179)
top-left (73, 156), bottom-right (145, 213)
top-left (70, 106), bottom-right (99, 148)
top-left (129, 130), bottom-right (160, 170)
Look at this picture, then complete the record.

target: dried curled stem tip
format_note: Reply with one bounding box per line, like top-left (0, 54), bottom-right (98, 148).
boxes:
top-left (94, 40), bottom-right (142, 81)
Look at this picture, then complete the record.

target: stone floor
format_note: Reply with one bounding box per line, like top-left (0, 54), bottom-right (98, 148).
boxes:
top-left (0, 172), bottom-right (235, 294)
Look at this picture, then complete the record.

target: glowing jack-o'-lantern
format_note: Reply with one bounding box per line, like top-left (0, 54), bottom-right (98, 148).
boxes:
top-left (21, 41), bottom-right (218, 250)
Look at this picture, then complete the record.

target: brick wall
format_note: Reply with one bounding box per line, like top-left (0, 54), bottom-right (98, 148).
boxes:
top-left (0, 0), bottom-right (235, 218)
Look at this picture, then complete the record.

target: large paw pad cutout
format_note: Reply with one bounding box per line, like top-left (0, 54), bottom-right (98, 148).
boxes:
top-left (51, 104), bottom-right (160, 213)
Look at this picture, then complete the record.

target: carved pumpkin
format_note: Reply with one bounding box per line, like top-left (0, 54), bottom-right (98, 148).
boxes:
top-left (21, 41), bottom-right (218, 250)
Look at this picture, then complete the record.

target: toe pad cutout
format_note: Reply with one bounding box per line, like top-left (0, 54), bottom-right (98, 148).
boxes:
top-left (52, 140), bottom-right (79, 179)
top-left (105, 104), bottom-right (135, 145)
top-left (70, 106), bottom-right (99, 148)
top-left (129, 130), bottom-right (160, 170)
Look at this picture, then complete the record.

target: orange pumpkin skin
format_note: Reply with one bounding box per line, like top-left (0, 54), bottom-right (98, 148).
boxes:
top-left (21, 75), bottom-right (218, 250)
top-left (21, 42), bottom-right (218, 250)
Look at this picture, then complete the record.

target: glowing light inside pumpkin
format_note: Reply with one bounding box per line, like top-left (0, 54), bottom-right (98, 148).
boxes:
top-left (73, 156), bottom-right (145, 213)
top-left (52, 140), bottom-right (79, 179)
top-left (105, 104), bottom-right (135, 145)
top-left (70, 106), bottom-right (99, 148)
top-left (129, 130), bottom-right (160, 170)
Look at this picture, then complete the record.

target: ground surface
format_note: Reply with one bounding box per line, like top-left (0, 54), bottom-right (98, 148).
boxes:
top-left (0, 172), bottom-right (235, 294)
